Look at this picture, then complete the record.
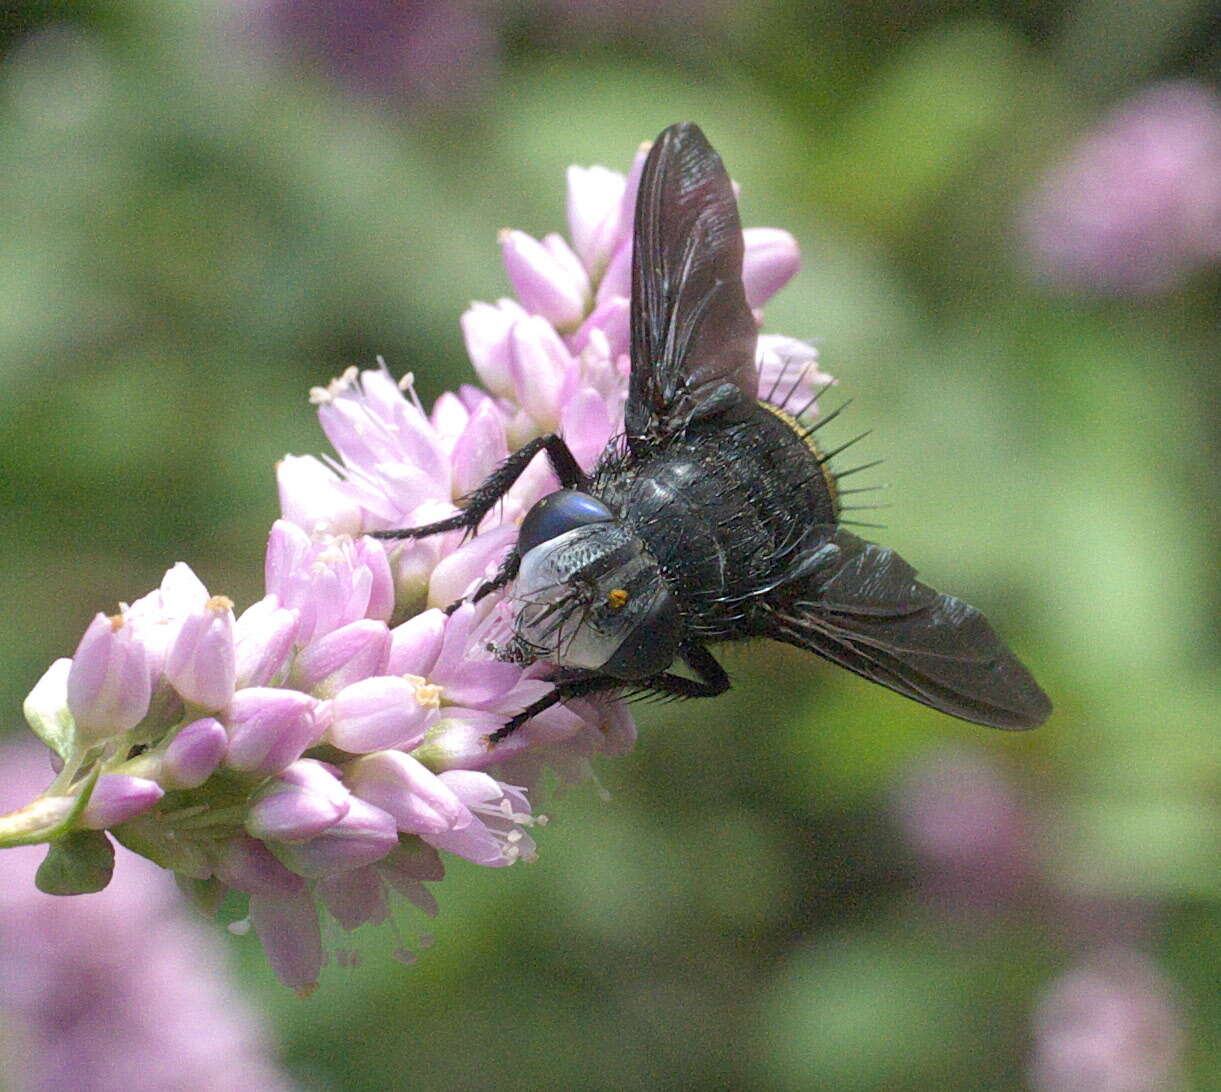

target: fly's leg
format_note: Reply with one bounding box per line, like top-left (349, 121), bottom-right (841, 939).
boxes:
top-left (486, 644), bottom-right (730, 746)
top-left (488, 673), bottom-right (620, 745)
top-left (443, 551), bottom-right (522, 616)
top-left (372, 435), bottom-right (588, 542)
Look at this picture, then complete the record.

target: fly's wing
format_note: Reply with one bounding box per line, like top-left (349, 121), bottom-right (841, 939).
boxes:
top-left (626, 122), bottom-right (759, 452)
top-left (773, 529), bottom-right (1052, 730)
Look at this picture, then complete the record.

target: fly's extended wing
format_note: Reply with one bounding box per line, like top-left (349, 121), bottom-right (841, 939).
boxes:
top-left (772, 529), bottom-right (1052, 730)
top-left (626, 122), bottom-right (759, 452)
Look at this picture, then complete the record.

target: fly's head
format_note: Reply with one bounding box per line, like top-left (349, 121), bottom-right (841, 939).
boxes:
top-left (506, 489), bottom-right (680, 680)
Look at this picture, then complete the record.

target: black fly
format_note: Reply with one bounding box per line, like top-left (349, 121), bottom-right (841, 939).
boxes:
top-left (376, 123), bottom-right (1052, 743)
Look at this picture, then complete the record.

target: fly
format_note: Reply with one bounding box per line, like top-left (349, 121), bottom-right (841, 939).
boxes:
top-left (376, 122), bottom-right (1052, 742)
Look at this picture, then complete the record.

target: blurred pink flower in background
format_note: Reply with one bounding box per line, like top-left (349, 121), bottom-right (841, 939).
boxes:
top-left (1021, 81), bottom-right (1221, 294)
top-left (1031, 949), bottom-right (1186, 1092)
top-left (248, 0), bottom-right (500, 110)
top-left (890, 745), bottom-right (1033, 914)
top-left (0, 739), bottom-right (294, 1092)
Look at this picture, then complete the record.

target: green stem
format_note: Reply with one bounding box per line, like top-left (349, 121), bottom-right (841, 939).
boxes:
top-left (0, 764), bottom-right (101, 848)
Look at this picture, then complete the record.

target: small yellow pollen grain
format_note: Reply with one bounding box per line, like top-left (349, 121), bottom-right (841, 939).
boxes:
top-left (294, 983), bottom-right (318, 1000)
top-left (607, 588), bottom-right (629, 610)
top-left (107, 613), bottom-right (125, 632)
top-left (207, 595), bottom-right (234, 612)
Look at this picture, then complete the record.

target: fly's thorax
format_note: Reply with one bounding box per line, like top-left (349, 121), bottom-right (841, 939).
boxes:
top-left (513, 520), bottom-right (679, 680)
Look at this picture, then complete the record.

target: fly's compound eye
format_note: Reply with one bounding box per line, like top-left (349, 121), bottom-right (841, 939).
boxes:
top-left (517, 490), bottom-right (614, 556)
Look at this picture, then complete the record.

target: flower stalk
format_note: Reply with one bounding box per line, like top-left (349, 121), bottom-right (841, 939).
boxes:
top-left (0, 130), bottom-right (824, 989)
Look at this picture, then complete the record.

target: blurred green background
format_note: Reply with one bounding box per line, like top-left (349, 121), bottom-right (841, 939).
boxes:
top-left (1, 1), bottom-right (1217, 1089)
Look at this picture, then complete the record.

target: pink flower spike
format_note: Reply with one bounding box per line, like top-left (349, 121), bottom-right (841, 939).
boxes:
top-left (164, 594), bottom-right (236, 710)
top-left (461, 298), bottom-right (528, 399)
top-left (161, 716), bottom-right (228, 789)
top-left (225, 688), bottom-right (320, 776)
top-left (249, 889), bottom-right (324, 993)
top-left (344, 751), bottom-right (465, 835)
top-left (508, 315), bottom-right (573, 432)
top-left (500, 229), bottom-right (589, 331)
top-left (79, 774), bottom-right (164, 829)
top-left (327, 675), bottom-right (439, 753)
top-left (316, 866), bottom-right (390, 930)
top-left (743, 227), bottom-right (801, 307)
top-left (386, 608), bottom-right (446, 677)
top-left (290, 618), bottom-right (390, 696)
top-left (566, 163), bottom-right (627, 277)
top-left (267, 797), bottom-right (398, 879)
top-left (246, 759), bottom-right (352, 843)
top-left (233, 597), bottom-right (299, 689)
top-left (214, 835), bottom-right (306, 896)
top-left (67, 612), bottom-right (152, 744)
top-left (277, 454), bottom-right (363, 536)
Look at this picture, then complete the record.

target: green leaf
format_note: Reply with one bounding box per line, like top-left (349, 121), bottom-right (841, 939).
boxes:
top-left (35, 829), bottom-right (116, 895)
top-left (22, 657), bottom-right (78, 761)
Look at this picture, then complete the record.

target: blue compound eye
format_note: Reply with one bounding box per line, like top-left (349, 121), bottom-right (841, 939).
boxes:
top-left (518, 490), bottom-right (614, 556)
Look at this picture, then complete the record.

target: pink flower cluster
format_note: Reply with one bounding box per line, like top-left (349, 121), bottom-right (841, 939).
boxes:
top-left (2, 134), bottom-right (825, 991)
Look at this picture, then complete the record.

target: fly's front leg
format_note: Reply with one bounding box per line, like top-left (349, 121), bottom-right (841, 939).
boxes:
top-left (372, 434), bottom-right (589, 543)
top-left (487, 673), bottom-right (621, 745)
top-left (486, 644), bottom-right (730, 746)
top-left (443, 550), bottom-right (522, 616)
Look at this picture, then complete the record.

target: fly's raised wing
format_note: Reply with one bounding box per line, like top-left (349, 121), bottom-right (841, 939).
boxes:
top-left (626, 122), bottom-right (759, 452)
top-left (773, 529), bottom-right (1052, 730)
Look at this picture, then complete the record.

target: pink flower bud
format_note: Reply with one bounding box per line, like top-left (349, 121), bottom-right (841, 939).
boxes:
top-left (277, 454), bottom-right (363, 535)
top-left (164, 595), bottom-right (236, 710)
top-left (742, 227), bottom-right (801, 307)
top-left (560, 387), bottom-right (614, 472)
top-left (291, 619), bottom-right (389, 695)
top-left (79, 774), bottom-right (164, 829)
top-left (233, 597), bottom-right (300, 688)
top-left (316, 866), bottom-right (390, 930)
top-left (161, 716), bottom-right (228, 789)
top-left (500, 229), bottom-right (589, 330)
top-left (267, 797), bottom-right (398, 879)
top-left (386, 608), bottom-right (446, 677)
top-left (566, 163), bottom-right (627, 276)
top-left (326, 675), bottom-right (439, 753)
top-left (246, 759), bottom-right (351, 842)
top-left (427, 525), bottom-right (517, 611)
top-left (67, 612), bottom-right (152, 743)
top-left (449, 400), bottom-right (509, 499)
top-left (595, 237), bottom-right (631, 303)
top-left (249, 888), bottom-right (323, 991)
top-left (508, 315), bottom-right (574, 432)
top-left (264, 521), bottom-right (393, 643)
top-left (225, 687), bottom-right (320, 776)
top-left (572, 295), bottom-right (629, 360)
top-left (460, 299), bottom-right (526, 399)
top-left (345, 750), bottom-right (465, 835)
top-left (215, 834), bottom-right (306, 896)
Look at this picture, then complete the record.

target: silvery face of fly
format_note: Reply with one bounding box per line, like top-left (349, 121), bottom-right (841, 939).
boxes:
top-left (512, 520), bottom-right (680, 681)
top-left (374, 121), bottom-right (1052, 746)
